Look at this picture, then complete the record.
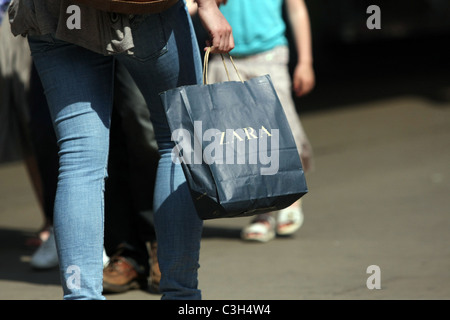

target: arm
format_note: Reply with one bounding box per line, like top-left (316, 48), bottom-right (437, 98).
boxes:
top-left (285, 0), bottom-right (315, 96)
top-left (192, 0), bottom-right (233, 53)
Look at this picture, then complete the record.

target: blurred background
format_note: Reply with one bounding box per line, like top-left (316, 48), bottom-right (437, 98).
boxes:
top-left (292, 0), bottom-right (450, 113)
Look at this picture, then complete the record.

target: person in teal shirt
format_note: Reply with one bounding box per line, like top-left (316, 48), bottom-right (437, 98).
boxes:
top-left (219, 0), bottom-right (287, 56)
top-left (206, 0), bottom-right (316, 242)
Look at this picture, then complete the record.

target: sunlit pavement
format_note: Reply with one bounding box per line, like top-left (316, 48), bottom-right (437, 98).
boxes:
top-left (1, 89), bottom-right (449, 300)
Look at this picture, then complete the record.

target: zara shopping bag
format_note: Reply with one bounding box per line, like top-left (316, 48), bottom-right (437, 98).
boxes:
top-left (160, 48), bottom-right (308, 220)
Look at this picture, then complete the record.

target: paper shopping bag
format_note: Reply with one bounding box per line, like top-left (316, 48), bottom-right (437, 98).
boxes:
top-left (160, 48), bottom-right (308, 220)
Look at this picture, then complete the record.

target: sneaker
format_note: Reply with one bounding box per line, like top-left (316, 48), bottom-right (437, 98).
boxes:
top-left (276, 202), bottom-right (304, 236)
top-left (30, 227), bottom-right (59, 269)
top-left (241, 214), bottom-right (276, 242)
top-left (102, 256), bottom-right (148, 294)
top-left (103, 248), bottom-right (110, 268)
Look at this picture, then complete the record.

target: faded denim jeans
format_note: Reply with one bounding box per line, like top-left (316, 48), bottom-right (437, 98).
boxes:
top-left (28, 2), bottom-right (204, 300)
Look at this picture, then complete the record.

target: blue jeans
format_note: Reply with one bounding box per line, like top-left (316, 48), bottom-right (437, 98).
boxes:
top-left (28, 2), bottom-right (204, 300)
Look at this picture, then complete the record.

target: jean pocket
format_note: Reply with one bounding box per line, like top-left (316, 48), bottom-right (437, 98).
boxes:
top-left (27, 34), bottom-right (58, 55)
top-left (129, 14), bottom-right (168, 62)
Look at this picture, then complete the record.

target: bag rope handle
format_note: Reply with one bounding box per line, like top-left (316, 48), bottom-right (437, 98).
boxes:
top-left (203, 47), bottom-right (243, 85)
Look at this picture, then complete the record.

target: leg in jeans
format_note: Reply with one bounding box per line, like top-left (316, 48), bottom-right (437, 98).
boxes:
top-left (28, 34), bottom-right (114, 300)
top-left (28, 2), bottom-right (204, 300)
top-left (115, 2), bottom-right (204, 299)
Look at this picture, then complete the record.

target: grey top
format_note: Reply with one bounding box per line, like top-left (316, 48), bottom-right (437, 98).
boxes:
top-left (8, 0), bottom-right (137, 55)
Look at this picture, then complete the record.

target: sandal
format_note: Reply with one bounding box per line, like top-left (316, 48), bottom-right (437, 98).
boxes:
top-left (241, 214), bottom-right (276, 242)
top-left (276, 200), bottom-right (304, 236)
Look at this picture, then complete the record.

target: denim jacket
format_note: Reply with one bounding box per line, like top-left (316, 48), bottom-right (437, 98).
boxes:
top-left (8, 0), bottom-right (137, 55)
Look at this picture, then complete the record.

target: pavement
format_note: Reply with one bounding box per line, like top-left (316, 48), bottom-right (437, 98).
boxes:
top-left (1, 36), bottom-right (450, 301)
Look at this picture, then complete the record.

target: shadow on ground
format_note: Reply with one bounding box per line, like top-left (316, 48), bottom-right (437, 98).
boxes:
top-left (0, 228), bottom-right (60, 286)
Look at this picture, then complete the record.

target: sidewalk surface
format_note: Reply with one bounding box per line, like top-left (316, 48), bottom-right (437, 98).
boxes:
top-left (1, 37), bottom-right (450, 300)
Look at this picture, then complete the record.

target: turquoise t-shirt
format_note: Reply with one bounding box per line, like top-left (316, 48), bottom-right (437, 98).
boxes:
top-left (220, 0), bottom-right (288, 56)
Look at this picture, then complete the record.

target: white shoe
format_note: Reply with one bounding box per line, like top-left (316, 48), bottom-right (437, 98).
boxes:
top-left (103, 248), bottom-right (110, 267)
top-left (276, 203), bottom-right (304, 236)
top-left (241, 214), bottom-right (276, 243)
top-left (30, 227), bottom-right (59, 269)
